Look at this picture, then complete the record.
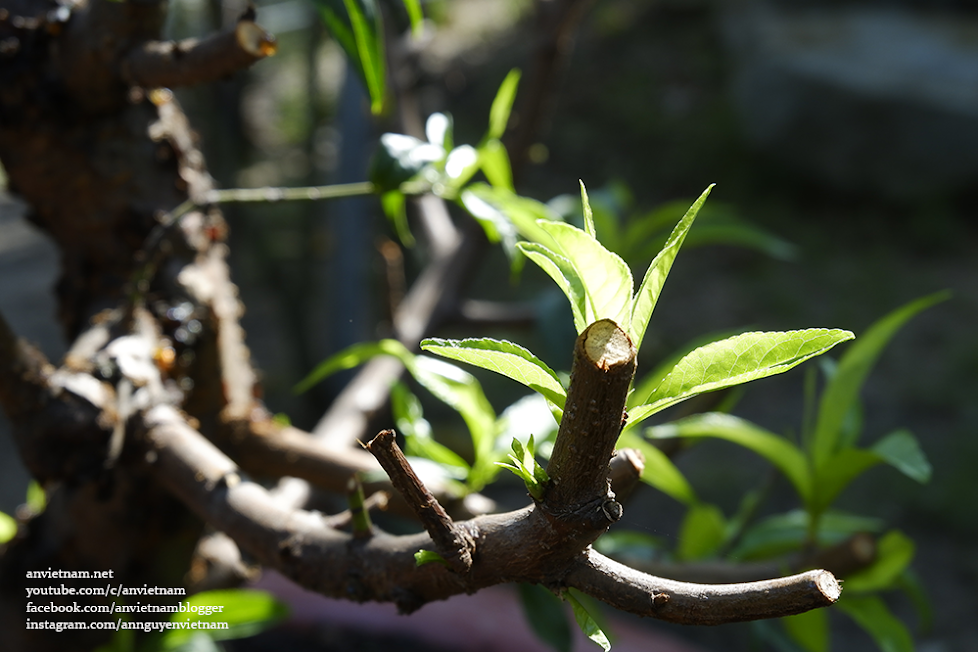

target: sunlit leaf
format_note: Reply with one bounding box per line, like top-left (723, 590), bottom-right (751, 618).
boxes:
top-left (391, 382), bottom-right (470, 476)
top-left (518, 584), bottom-right (572, 652)
top-left (479, 139), bottom-right (513, 191)
top-left (26, 480), bottom-right (46, 513)
top-left (630, 185), bottom-right (713, 350)
top-left (463, 182), bottom-right (562, 245)
top-left (628, 329), bottom-right (854, 429)
top-left (565, 590), bottom-right (612, 652)
top-left (677, 503), bottom-right (726, 561)
top-left (161, 590), bottom-right (288, 649)
top-left (414, 549), bottom-right (449, 567)
top-left (369, 133), bottom-right (444, 192)
top-left (0, 511), bottom-right (16, 544)
top-left (294, 339), bottom-right (412, 394)
top-left (618, 431), bottom-right (697, 505)
top-left (533, 220), bottom-right (633, 330)
top-left (872, 429), bottom-right (931, 484)
top-left (783, 606), bottom-right (829, 652)
top-left (845, 530), bottom-right (915, 593)
top-left (837, 595), bottom-right (914, 652)
top-left (580, 180), bottom-right (595, 238)
top-left (487, 69), bottom-right (521, 141)
top-left (647, 413), bottom-right (810, 502)
top-left (314, 0), bottom-right (387, 114)
top-left (425, 112), bottom-right (453, 151)
top-left (517, 242), bottom-right (589, 333)
top-left (380, 190), bottom-right (414, 246)
top-left (421, 337), bottom-right (566, 408)
top-left (811, 291), bottom-right (949, 467)
top-left (402, 0), bottom-right (424, 37)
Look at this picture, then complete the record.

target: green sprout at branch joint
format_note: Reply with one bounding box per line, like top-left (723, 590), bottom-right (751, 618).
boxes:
top-left (496, 435), bottom-right (550, 500)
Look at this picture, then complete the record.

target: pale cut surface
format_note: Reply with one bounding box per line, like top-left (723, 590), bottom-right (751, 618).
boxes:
top-left (584, 320), bottom-right (634, 370)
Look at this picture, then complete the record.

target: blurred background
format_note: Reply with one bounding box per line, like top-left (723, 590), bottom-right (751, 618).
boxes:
top-left (1, 0), bottom-right (976, 650)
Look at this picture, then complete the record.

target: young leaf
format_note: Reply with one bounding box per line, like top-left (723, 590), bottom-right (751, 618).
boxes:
top-left (380, 190), bottom-right (414, 246)
top-left (565, 590), bottom-right (612, 652)
top-left (534, 220), bottom-right (633, 330)
top-left (844, 530), bottom-right (915, 593)
top-left (315, 0), bottom-right (387, 114)
top-left (872, 429), bottom-right (931, 484)
top-left (677, 502), bottom-right (726, 561)
top-left (836, 595), bottom-right (914, 652)
top-left (463, 182), bottom-right (563, 245)
top-left (415, 549), bottom-right (449, 567)
top-left (0, 511), bottom-right (15, 544)
top-left (487, 69), bottom-right (521, 141)
top-left (630, 185), bottom-right (713, 350)
top-left (420, 337), bottom-right (566, 408)
top-left (646, 413), bottom-right (810, 502)
top-left (516, 242), bottom-right (589, 333)
top-left (402, 0), bottom-right (424, 37)
top-left (479, 139), bottom-right (514, 191)
top-left (497, 435), bottom-right (550, 499)
top-left (518, 584), bottom-right (572, 652)
top-left (391, 382), bottom-right (470, 476)
top-left (580, 180), bottom-right (595, 238)
top-left (617, 431), bottom-right (697, 505)
top-left (811, 291), bottom-right (950, 467)
top-left (369, 133), bottom-right (444, 193)
top-left (628, 329), bottom-right (855, 429)
top-left (782, 606), bottom-right (830, 652)
top-left (294, 339), bottom-right (413, 393)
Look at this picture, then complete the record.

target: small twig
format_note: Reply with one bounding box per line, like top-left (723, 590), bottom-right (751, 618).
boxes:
top-left (365, 430), bottom-right (475, 573)
top-left (166, 181), bottom-right (377, 224)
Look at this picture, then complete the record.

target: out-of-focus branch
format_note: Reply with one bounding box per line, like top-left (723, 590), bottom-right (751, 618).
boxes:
top-left (122, 21), bottom-right (277, 90)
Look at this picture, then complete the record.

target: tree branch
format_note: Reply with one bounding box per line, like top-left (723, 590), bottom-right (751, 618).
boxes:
top-left (565, 549), bottom-right (841, 625)
top-left (122, 21), bottom-right (276, 90)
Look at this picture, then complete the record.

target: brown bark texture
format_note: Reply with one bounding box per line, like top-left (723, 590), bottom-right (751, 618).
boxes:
top-left (0, 2), bottom-right (843, 651)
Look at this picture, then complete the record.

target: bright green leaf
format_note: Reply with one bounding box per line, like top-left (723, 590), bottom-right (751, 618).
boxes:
top-left (534, 220), bottom-right (633, 330)
top-left (315, 0), bottom-right (387, 114)
top-left (380, 190), bottom-right (415, 246)
top-left (647, 413), bottom-right (810, 502)
top-left (26, 480), bottom-right (45, 514)
top-left (783, 606), bottom-right (829, 652)
top-left (872, 429), bottom-right (931, 484)
top-left (518, 584), bottom-right (572, 652)
top-left (479, 139), bottom-right (514, 191)
top-left (677, 503), bottom-right (726, 561)
top-left (415, 549), bottom-right (449, 567)
top-left (294, 339), bottom-right (412, 394)
top-left (0, 511), bottom-right (16, 544)
top-left (630, 185), bottom-right (713, 350)
top-left (565, 590), bottom-right (612, 652)
top-left (463, 182), bottom-right (562, 245)
top-left (402, 0), bottom-right (424, 37)
top-left (845, 530), bottom-right (915, 593)
top-left (580, 180), bottom-right (595, 238)
top-left (517, 242), bottom-right (589, 333)
top-left (161, 589), bottom-right (289, 649)
top-left (391, 382), bottom-right (470, 476)
top-left (420, 337), bottom-right (566, 408)
top-left (837, 595), bottom-right (914, 652)
top-left (487, 69), bottom-right (521, 141)
top-left (618, 431), bottom-right (697, 504)
top-left (629, 329), bottom-right (854, 429)
top-left (811, 291), bottom-right (950, 467)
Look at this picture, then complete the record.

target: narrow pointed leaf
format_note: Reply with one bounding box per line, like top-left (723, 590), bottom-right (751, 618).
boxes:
top-left (837, 595), bottom-right (914, 652)
top-left (677, 503), bottom-right (726, 561)
top-left (518, 584), bottom-right (572, 652)
top-left (872, 429), bottom-right (931, 484)
top-left (402, 0), bottom-right (424, 37)
top-left (844, 530), bottom-right (915, 593)
top-left (580, 180), bottom-right (595, 238)
top-left (618, 431), bottom-right (697, 504)
top-left (487, 69), bottom-right (521, 141)
top-left (535, 220), bottom-right (633, 329)
top-left (565, 591), bottom-right (612, 652)
top-left (647, 413), bottom-right (810, 502)
top-left (294, 339), bottom-right (412, 393)
top-left (463, 182), bottom-right (562, 245)
top-left (811, 291), bottom-right (949, 466)
top-left (479, 139), bottom-right (514, 191)
top-left (630, 185), bottom-right (713, 350)
top-left (517, 242), bottom-right (589, 333)
top-left (629, 329), bottom-right (854, 428)
top-left (421, 337), bottom-right (566, 408)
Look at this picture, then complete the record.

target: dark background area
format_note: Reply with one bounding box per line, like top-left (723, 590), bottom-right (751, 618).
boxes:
top-left (2, 0), bottom-right (976, 650)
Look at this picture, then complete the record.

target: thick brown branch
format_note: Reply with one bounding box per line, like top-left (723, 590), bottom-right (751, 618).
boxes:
top-left (565, 549), bottom-right (841, 625)
top-left (122, 22), bottom-right (276, 90)
top-left (545, 319), bottom-right (636, 517)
